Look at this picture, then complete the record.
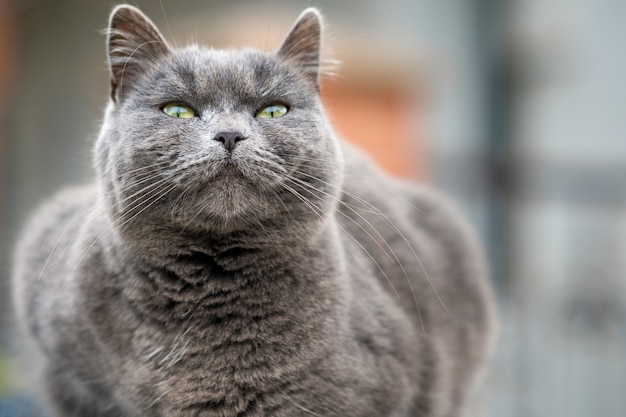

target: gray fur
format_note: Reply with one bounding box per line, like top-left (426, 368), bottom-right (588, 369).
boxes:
top-left (13, 5), bottom-right (496, 417)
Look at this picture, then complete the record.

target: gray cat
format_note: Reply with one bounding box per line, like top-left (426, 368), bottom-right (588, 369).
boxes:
top-left (12, 5), bottom-right (496, 417)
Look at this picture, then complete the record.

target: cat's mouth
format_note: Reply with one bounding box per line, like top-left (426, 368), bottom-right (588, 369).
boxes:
top-left (200, 158), bottom-right (260, 194)
top-left (208, 159), bottom-right (252, 188)
top-left (170, 150), bottom-right (284, 198)
top-left (184, 155), bottom-right (245, 182)
top-left (218, 161), bottom-right (243, 178)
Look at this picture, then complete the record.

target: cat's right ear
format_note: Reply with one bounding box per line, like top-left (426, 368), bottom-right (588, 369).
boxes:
top-left (278, 8), bottom-right (323, 90)
top-left (106, 5), bottom-right (170, 102)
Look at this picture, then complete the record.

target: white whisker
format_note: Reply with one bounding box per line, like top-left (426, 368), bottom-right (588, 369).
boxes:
top-left (291, 401), bottom-right (326, 417)
top-left (288, 167), bottom-right (448, 315)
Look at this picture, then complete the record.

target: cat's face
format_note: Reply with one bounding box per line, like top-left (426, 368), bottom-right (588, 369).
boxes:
top-left (95, 6), bottom-right (342, 235)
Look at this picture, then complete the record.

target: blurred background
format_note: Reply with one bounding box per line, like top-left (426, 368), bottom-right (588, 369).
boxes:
top-left (1, 0), bottom-right (625, 416)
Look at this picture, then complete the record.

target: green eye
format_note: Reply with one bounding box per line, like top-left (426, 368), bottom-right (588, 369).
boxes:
top-left (255, 104), bottom-right (288, 119)
top-left (162, 103), bottom-right (195, 119)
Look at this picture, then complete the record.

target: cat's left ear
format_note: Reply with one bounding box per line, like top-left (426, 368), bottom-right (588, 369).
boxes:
top-left (106, 5), bottom-right (170, 102)
top-left (278, 8), bottom-right (322, 89)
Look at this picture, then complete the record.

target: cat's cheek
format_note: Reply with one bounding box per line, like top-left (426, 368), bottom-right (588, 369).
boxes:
top-left (257, 121), bottom-right (302, 151)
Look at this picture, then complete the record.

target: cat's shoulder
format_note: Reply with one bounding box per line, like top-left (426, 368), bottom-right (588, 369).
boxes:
top-left (25, 184), bottom-right (97, 223)
top-left (16, 184), bottom-right (98, 254)
top-left (340, 140), bottom-right (456, 210)
top-left (340, 139), bottom-right (478, 244)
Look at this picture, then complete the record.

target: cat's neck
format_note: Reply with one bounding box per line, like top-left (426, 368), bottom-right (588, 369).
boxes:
top-left (114, 215), bottom-right (334, 262)
top-left (106, 214), bottom-right (345, 327)
top-left (111, 218), bottom-right (343, 327)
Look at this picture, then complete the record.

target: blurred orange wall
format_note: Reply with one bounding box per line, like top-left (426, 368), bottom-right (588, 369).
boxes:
top-left (322, 80), bottom-right (428, 180)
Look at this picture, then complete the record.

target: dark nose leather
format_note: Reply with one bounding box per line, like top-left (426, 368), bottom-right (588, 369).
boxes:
top-left (213, 131), bottom-right (246, 152)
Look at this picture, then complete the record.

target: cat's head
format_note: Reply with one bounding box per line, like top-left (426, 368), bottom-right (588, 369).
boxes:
top-left (95, 5), bottom-right (343, 237)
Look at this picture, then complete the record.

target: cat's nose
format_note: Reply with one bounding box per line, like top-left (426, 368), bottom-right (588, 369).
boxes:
top-left (212, 131), bottom-right (246, 153)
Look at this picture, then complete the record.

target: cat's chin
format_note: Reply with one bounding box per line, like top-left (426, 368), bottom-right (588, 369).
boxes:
top-left (207, 163), bottom-right (259, 197)
top-left (172, 179), bottom-right (265, 231)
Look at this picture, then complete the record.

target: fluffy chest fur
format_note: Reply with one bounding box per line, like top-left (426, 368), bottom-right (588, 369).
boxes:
top-left (77, 224), bottom-right (413, 417)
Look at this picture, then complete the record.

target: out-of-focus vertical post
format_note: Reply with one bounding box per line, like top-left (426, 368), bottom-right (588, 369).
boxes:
top-left (0, 0), bottom-right (15, 230)
top-left (0, 0), bottom-right (16, 398)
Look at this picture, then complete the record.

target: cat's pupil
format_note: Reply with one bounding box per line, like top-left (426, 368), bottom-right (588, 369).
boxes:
top-left (162, 103), bottom-right (195, 119)
top-left (256, 104), bottom-right (287, 119)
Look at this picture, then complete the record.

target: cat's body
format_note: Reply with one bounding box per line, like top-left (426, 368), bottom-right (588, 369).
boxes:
top-left (13, 5), bottom-right (496, 417)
